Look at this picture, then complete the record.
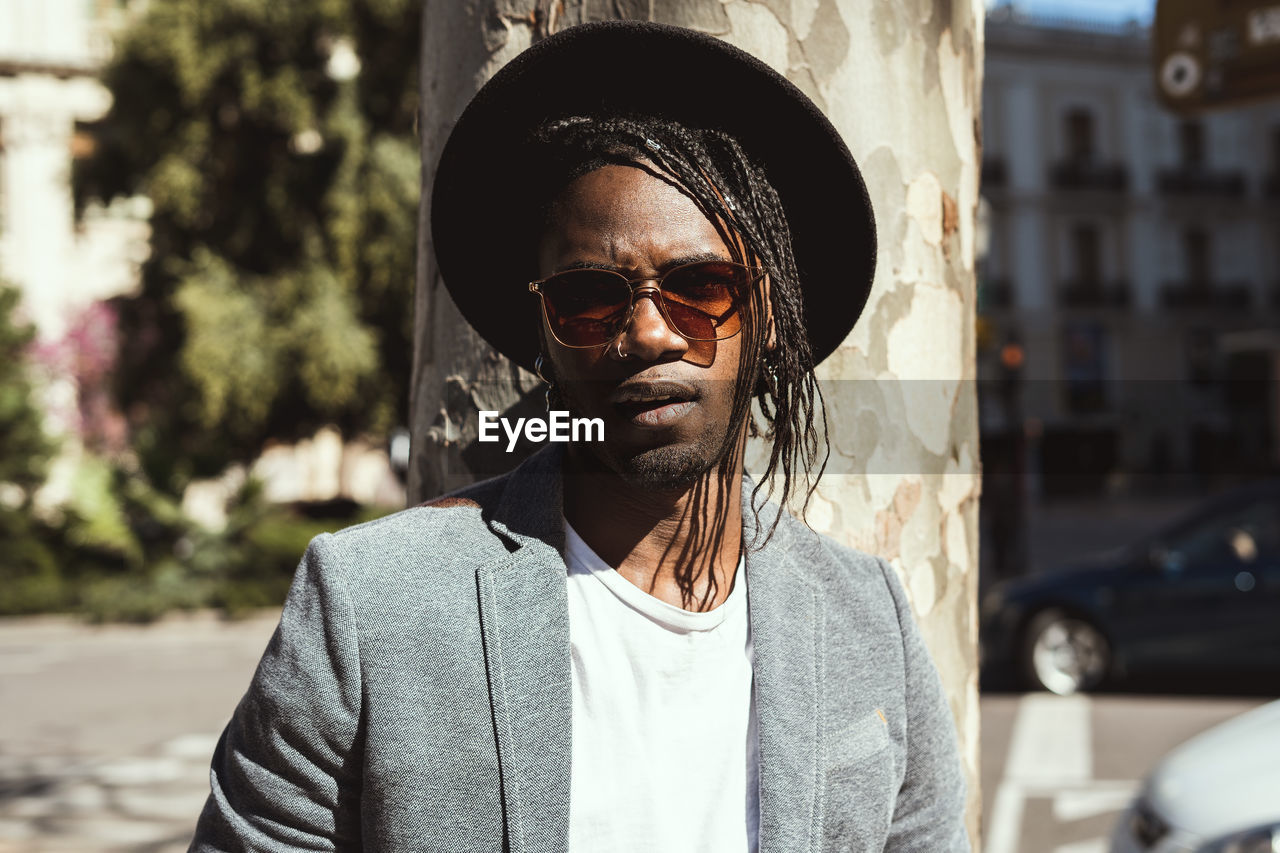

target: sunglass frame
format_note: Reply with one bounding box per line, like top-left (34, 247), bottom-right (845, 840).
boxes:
top-left (527, 260), bottom-right (766, 349)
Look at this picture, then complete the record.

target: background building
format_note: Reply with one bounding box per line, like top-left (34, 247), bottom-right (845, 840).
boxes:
top-left (980, 7), bottom-right (1280, 505)
top-left (0, 0), bottom-right (150, 343)
top-left (0, 0), bottom-right (151, 514)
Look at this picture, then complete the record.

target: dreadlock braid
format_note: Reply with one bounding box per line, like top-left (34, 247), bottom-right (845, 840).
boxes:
top-left (529, 114), bottom-right (829, 541)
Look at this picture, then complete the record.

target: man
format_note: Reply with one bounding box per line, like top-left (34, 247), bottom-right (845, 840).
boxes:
top-left (191, 21), bottom-right (968, 853)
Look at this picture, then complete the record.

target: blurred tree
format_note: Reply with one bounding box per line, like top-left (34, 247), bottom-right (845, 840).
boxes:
top-left (0, 282), bottom-right (61, 600)
top-left (0, 283), bottom-right (56, 502)
top-left (77, 0), bottom-right (421, 494)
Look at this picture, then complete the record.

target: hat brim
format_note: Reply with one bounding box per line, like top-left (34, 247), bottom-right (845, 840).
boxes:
top-left (430, 21), bottom-right (875, 374)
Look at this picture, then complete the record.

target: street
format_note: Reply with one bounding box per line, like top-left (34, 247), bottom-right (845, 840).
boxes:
top-left (0, 613), bottom-right (1270, 852)
top-left (980, 691), bottom-right (1267, 853)
top-left (0, 612), bottom-right (279, 852)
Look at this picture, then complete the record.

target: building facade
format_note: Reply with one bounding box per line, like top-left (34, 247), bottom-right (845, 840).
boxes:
top-left (0, 0), bottom-right (150, 342)
top-left (981, 8), bottom-right (1280, 498)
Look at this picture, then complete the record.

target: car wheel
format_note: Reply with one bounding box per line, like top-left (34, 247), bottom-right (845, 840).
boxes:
top-left (1021, 610), bottom-right (1110, 695)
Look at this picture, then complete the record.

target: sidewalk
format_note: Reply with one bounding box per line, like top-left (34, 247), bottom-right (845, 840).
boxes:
top-left (0, 611), bottom-right (279, 851)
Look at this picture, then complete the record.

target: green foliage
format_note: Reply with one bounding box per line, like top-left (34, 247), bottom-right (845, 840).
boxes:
top-left (62, 455), bottom-right (144, 565)
top-left (77, 0), bottom-right (421, 494)
top-left (187, 479), bottom-right (389, 616)
top-left (0, 455), bottom-right (391, 622)
top-left (0, 282), bottom-right (64, 613)
top-left (0, 279), bottom-right (390, 620)
top-left (0, 284), bottom-right (57, 497)
top-left (0, 508), bottom-right (65, 615)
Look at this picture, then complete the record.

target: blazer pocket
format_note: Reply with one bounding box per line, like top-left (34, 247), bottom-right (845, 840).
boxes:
top-left (822, 710), bottom-right (898, 851)
top-left (828, 709), bottom-right (893, 767)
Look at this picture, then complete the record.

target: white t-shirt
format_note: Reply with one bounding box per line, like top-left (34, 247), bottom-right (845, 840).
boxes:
top-left (564, 520), bottom-right (759, 853)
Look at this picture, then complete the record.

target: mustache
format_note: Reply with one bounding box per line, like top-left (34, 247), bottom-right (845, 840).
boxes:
top-left (608, 378), bottom-right (701, 405)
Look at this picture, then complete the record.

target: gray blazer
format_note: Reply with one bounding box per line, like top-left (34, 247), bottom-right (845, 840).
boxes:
top-left (191, 447), bottom-right (968, 852)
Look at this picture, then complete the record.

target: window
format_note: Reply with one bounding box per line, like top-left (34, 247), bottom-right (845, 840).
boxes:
top-left (1062, 321), bottom-right (1108, 413)
top-left (1071, 224), bottom-right (1102, 285)
top-left (1186, 328), bottom-right (1216, 385)
top-left (1178, 120), bottom-right (1205, 169)
top-left (1183, 228), bottom-right (1211, 287)
top-left (1065, 108), bottom-right (1096, 163)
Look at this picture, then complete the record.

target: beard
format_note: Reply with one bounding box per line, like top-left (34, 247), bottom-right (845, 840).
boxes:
top-left (611, 442), bottom-right (717, 491)
top-left (553, 380), bottom-right (737, 492)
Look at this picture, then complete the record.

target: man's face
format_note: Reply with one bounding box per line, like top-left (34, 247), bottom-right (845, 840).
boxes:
top-left (537, 163), bottom-right (751, 490)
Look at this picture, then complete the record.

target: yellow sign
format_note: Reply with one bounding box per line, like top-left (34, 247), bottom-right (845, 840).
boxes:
top-left (1155, 0), bottom-right (1280, 113)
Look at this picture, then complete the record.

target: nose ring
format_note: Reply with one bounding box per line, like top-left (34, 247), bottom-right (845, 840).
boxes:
top-left (615, 337), bottom-right (631, 360)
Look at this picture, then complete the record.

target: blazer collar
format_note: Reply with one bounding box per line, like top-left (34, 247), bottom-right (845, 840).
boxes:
top-left (475, 448), bottom-right (824, 853)
top-left (487, 443), bottom-right (568, 553)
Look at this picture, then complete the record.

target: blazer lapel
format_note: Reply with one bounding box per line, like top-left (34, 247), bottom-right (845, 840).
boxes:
top-left (473, 451), bottom-right (827, 853)
top-left (476, 447), bottom-right (572, 853)
top-left (748, 516), bottom-right (825, 853)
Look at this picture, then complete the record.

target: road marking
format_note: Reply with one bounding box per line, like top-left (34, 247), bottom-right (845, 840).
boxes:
top-left (1055, 840), bottom-right (1108, 853)
top-left (987, 694), bottom-right (1094, 853)
top-left (986, 782), bottom-right (1027, 853)
top-left (1053, 786), bottom-right (1139, 822)
top-left (1007, 694), bottom-right (1092, 783)
top-left (986, 695), bottom-right (1142, 853)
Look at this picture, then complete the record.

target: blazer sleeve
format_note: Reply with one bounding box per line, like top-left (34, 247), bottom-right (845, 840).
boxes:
top-left (190, 534), bottom-right (364, 852)
top-left (878, 557), bottom-right (971, 852)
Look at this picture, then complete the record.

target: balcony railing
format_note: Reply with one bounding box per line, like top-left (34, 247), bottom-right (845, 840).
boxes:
top-left (1160, 281), bottom-right (1253, 310)
top-left (1059, 279), bottom-right (1130, 308)
top-left (1049, 160), bottom-right (1128, 192)
top-left (1156, 168), bottom-right (1246, 198)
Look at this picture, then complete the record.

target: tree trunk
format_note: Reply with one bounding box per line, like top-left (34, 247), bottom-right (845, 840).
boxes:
top-left (413, 1), bottom-right (983, 843)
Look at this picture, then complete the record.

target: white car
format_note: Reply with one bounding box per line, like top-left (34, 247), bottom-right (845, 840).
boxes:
top-left (1110, 700), bottom-right (1280, 853)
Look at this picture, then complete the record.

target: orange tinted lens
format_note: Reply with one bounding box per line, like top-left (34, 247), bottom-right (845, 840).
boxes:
top-left (541, 269), bottom-right (631, 346)
top-left (660, 262), bottom-right (747, 340)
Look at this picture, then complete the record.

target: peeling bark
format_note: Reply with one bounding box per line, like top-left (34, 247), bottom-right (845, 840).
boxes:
top-left (413, 1), bottom-right (983, 842)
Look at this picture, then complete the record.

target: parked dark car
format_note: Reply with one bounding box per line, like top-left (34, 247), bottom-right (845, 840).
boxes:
top-left (981, 481), bottom-right (1280, 694)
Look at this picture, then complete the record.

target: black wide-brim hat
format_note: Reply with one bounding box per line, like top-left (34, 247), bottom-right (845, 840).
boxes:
top-left (431, 20), bottom-right (876, 373)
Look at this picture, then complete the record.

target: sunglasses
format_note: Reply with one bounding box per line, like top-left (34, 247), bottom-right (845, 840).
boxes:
top-left (528, 260), bottom-right (764, 349)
